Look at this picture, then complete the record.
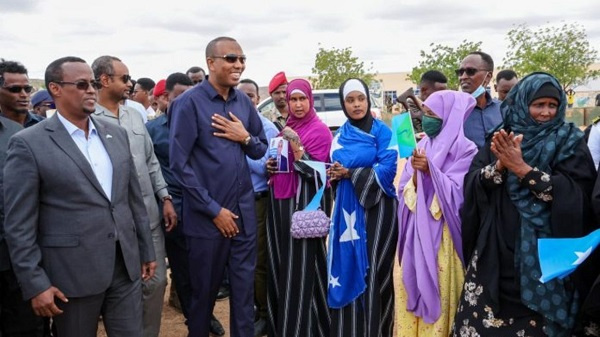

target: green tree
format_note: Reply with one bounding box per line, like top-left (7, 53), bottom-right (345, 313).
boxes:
top-left (502, 23), bottom-right (600, 89)
top-left (408, 40), bottom-right (483, 90)
top-left (310, 45), bottom-right (376, 89)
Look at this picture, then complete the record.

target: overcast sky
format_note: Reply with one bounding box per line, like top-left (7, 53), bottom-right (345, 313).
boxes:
top-left (2, 0), bottom-right (599, 86)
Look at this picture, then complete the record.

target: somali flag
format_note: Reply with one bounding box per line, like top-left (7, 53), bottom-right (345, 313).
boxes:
top-left (327, 123), bottom-right (376, 308)
top-left (538, 228), bottom-right (600, 283)
top-left (327, 179), bottom-right (368, 308)
top-left (389, 113), bottom-right (417, 158)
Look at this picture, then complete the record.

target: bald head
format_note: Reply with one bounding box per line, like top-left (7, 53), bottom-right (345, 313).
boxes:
top-left (205, 36), bottom-right (238, 58)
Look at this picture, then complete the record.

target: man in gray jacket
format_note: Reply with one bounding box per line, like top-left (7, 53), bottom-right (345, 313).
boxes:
top-left (4, 56), bottom-right (156, 337)
top-left (92, 55), bottom-right (177, 337)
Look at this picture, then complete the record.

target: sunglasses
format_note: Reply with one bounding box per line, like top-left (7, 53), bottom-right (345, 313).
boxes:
top-left (39, 102), bottom-right (56, 109)
top-left (1, 85), bottom-right (34, 94)
top-left (455, 68), bottom-right (489, 77)
top-left (212, 54), bottom-right (246, 64)
top-left (108, 74), bottom-right (132, 84)
top-left (56, 80), bottom-right (103, 91)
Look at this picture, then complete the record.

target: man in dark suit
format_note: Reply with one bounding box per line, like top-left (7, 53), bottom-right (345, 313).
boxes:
top-left (0, 59), bottom-right (45, 337)
top-left (169, 36), bottom-right (267, 337)
top-left (3, 56), bottom-right (156, 337)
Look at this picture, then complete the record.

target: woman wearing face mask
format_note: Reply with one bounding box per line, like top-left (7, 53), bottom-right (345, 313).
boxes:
top-left (396, 90), bottom-right (477, 337)
top-left (326, 78), bottom-right (398, 336)
top-left (266, 79), bottom-right (333, 337)
top-left (396, 90), bottom-right (478, 336)
top-left (453, 72), bottom-right (599, 336)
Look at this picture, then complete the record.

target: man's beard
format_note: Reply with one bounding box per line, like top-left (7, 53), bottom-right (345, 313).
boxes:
top-left (83, 107), bottom-right (96, 115)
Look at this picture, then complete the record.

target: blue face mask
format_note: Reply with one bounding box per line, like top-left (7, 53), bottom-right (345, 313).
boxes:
top-left (471, 73), bottom-right (489, 98)
top-left (422, 115), bottom-right (443, 138)
top-left (471, 85), bottom-right (486, 98)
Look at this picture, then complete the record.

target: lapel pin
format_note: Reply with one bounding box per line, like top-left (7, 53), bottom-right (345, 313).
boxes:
top-left (106, 134), bottom-right (113, 139)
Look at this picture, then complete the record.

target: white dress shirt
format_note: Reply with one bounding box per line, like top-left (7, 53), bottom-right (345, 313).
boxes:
top-left (57, 112), bottom-right (113, 200)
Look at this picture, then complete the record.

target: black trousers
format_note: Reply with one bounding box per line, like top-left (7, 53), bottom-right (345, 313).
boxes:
top-left (0, 268), bottom-right (45, 337)
top-left (164, 223), bottom-right (192, 320)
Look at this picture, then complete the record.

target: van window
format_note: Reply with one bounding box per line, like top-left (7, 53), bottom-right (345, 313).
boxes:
top-left (323, 93), bottom-right (342, 112)
top-left (258, 100), bottom-right (274, 115)
top-left (313, 94), bottom-right (324, 112)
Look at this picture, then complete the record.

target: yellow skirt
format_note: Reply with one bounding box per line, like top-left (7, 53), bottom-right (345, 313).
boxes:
top-left (395, 224), bottom-right (464, 337)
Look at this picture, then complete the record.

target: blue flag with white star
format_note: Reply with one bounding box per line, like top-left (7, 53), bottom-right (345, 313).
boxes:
top-left (538, 228), bottom-right (600, 283)
top-left (327, 120), bottom-right (396, 308)
top-left (327, 177), bottom-right (368, 308)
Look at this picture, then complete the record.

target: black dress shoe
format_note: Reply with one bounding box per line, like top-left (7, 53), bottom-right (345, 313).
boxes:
top-left (216, 286), bottom-right (230, 300)
top-left (210, 315), bottom-right (225, 336)
top-left (254, 318), bottom-right (267, 337)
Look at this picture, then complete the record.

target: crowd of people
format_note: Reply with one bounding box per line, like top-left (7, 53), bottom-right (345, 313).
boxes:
top-left (0, 35), bottom-right (600, 337)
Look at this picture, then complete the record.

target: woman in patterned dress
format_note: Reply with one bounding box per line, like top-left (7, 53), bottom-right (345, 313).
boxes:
top-left (454, 72), bottom-right (600, 336)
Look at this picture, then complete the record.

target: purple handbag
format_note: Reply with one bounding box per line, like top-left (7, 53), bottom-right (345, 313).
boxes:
top-left (290, 209), bottom-right (330, 239)
top-left (290, 168), bottom-right (330, 239)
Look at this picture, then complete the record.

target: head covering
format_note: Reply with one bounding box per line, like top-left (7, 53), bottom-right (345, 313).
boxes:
top-left (339, 78), bottom-right (373, 133)
top-left (529, 82), bottom-right (561, 105)
top-left (498, 72), bottom-right (583, 335)
top-left (31, 90), bottom-right (53, 107)
top-left (268, 71), bottom-right (288, 94)
top-left (289, 89), bottom-right (305, 97)
top-left (397, 90), bottom-right (478, 322)
top-left (153, 79), bottom-right (166, 97)
top-left (270, 79), bottom-right (332, 199)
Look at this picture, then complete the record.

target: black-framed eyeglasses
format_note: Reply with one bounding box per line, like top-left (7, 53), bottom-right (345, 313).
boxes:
top-left (212, 54), bottom-right (246, 64)
top-left (1, 85), bottom-right (34, 94)
top-left (55, 80), bottom-right (102, 91)
top-left (108, 74), bottom-right (132, 84)
top-left (455, 67), bottom-right (489, 77)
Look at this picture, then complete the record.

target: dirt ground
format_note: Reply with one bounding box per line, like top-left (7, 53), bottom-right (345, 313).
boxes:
top-left (99, 159), bottom-right (408, 337)
top-left (96, 275), bottom-right (253, 337)
top-left (98, 269), bottom-right (403, 337)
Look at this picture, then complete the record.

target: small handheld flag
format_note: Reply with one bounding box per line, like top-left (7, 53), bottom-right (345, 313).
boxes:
top-left (389, 113), bottom-right (417, 158)
top-left (538, 228), bottom-right (600, 283)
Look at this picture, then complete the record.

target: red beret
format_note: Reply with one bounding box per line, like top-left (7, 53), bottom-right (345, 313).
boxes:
top-left (153, 79), bottom-right (166, 98)
top-left (268, 71), bottom-right (288, 94)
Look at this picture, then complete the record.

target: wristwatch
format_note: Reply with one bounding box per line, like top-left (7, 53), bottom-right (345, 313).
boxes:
top-left (162, 195), bottom-right (173, 202)
top-left (243, 134), bottom-right (252, 146)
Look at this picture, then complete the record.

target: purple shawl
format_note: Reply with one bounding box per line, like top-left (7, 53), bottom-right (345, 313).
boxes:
top-left (271, 79), bottom-right (332, 199)
top-left (397, 90), bottom-right (477, 323)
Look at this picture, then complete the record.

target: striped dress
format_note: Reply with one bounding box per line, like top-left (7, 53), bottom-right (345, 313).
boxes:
top-left (329, 167), bottom-right (399, 337)
top-left (267, 162), bottom-right (332, 337)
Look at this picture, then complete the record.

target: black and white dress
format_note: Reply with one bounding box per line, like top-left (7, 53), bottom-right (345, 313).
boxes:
top-left (329, 167), bottom-right (398, 337)
top-left (266, 159), bottom-right (332, 337)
